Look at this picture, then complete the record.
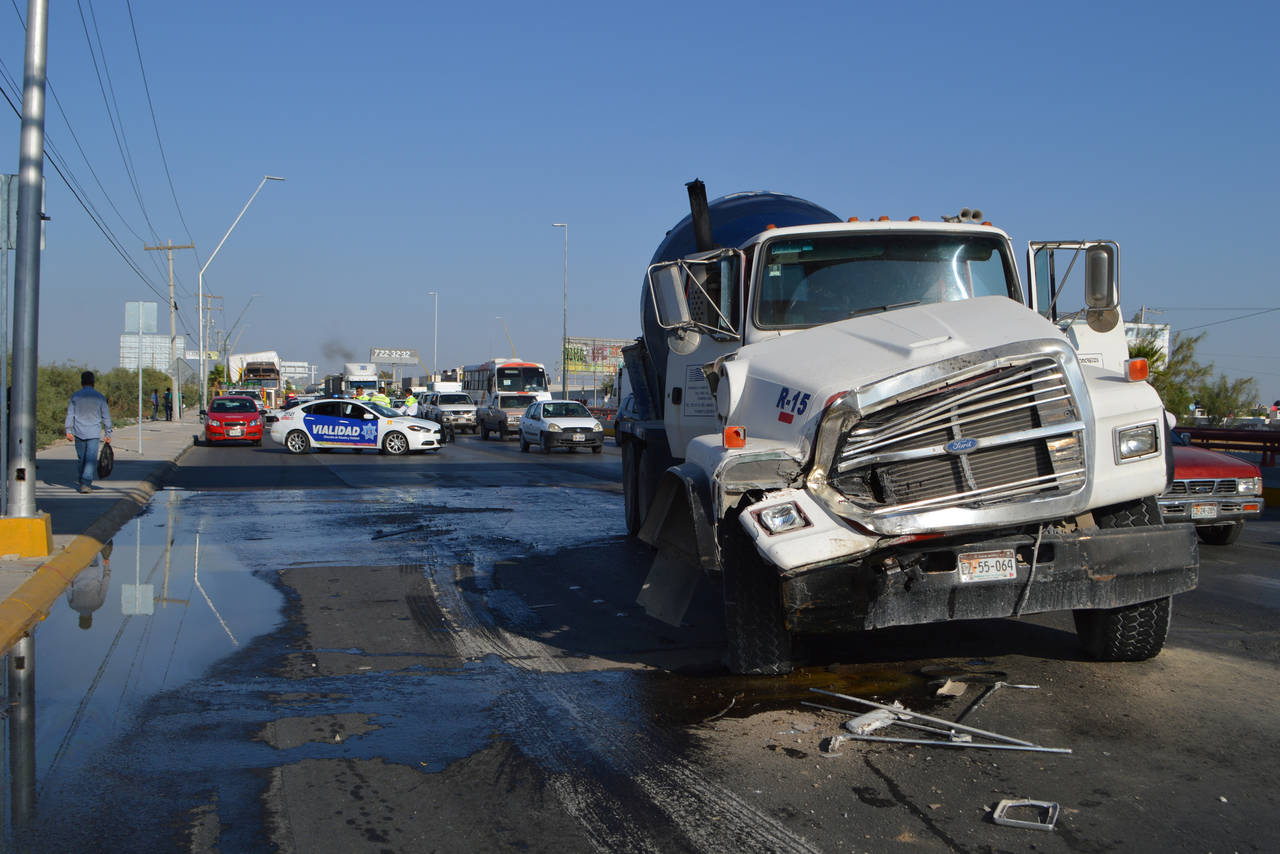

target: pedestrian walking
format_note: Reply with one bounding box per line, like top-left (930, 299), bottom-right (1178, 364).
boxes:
top-left (65, 370), bottom-right (113, 494)
top-left (164, 387), bottom-right (173, 421)
top-left (150, 389), bottom-right (159, 420)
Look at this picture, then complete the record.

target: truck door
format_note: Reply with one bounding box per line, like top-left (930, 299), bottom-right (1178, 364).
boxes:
top-left (1027, 240), bottom-right (1129, 373)
top-left (647, 249), bottom-right (744, 454)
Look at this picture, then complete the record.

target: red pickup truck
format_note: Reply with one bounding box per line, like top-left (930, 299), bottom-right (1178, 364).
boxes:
top-left (1159, 432), bottom-right (1265, 545)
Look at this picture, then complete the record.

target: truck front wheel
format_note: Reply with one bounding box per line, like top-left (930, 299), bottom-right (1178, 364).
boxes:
top-left (1073, 496), bottom-right (1171, 661)
top-left (1197, 522), bottom-right (1242, 546)
top-left (721, 529), bottom-right (793, 675)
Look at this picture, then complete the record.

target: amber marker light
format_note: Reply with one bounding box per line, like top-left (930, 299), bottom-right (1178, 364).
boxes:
top-left (723, 426), bottom-right (746, 448)
top-left (1125, 358), bottom-right (1150, 382)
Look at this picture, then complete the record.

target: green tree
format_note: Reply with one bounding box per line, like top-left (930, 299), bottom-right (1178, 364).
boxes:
top-left (1128, 325), bottom-right (1211, 418)
top-left (1193, 374), bottom-right (1259, 425)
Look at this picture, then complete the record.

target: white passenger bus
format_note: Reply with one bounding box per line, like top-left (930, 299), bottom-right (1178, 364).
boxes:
top-left (462, 358), bottom-right (551, 404)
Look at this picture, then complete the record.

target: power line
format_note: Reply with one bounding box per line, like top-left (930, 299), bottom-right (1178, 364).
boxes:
top-left (1180, 308), bottom-right (1280, 332)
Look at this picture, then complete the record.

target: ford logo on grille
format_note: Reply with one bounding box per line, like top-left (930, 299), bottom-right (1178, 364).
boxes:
top-left (945, 438), bottom-right (979, 454)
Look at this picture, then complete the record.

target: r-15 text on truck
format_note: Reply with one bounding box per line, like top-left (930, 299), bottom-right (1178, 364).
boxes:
top-left (618, 181), bottom-right (1198, 674)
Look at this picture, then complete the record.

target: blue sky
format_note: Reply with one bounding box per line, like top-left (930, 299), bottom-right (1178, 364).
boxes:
top-left (2, 0), bottom-right (1277, 402)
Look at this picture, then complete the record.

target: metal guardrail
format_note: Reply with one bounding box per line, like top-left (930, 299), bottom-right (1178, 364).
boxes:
top-left (1180, 427), bottom-right (1280, 467)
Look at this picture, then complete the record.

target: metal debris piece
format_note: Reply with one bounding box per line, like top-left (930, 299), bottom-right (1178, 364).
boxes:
top-left (955, 681), bottom-right (1040, 723)
top-left (846, 734), bottom-right (1070, 754)
top-left (807, 689), bottom-right (1070, 754)
top-left (992, 798), bottom-right (1060, 830)
top-left (810, 688), bottom-right (1037, 747)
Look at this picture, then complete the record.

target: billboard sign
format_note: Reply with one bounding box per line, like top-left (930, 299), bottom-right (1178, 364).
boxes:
top-left (564, 337), bottom-right (629, 374)
top-left (370, 347), bottom-right (419, 365)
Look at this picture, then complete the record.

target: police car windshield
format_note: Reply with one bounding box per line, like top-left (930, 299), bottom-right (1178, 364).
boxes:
top-left (365, 402), bottom-right (400, 418)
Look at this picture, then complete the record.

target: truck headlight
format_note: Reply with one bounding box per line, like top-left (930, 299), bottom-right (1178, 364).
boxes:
top-left (752, 501), bottom-right (812, 535)
top-left (548, 423), bottom-right (561, 432)
top-left (1238, 477), bottom-right (1262, 495)
top-left (1116, 424), bottom-right (1159, 461)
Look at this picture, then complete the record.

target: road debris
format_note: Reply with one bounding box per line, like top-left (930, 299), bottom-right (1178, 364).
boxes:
top-left (844, 708), bottom-right (898, 735)
top-left (955, 681), bottom-right (1040, 723)
top-left (991, 798), bottom-right (1059, 831)
top-left (935, 678), bottom-right (968, 697)
top-left (805, 688), bottom-right (1071, 754)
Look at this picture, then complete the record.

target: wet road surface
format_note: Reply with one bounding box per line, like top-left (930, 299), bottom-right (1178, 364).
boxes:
top-left (9, 434), bottom-right (1280, 851)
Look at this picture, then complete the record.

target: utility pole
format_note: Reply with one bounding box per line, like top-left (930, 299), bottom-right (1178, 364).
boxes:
top-left (3, 0), bottom-right (51, 559)
top-left (144, 241), bottom-right (194, 420)
top-left (204, 294), bottom-right (222, 395)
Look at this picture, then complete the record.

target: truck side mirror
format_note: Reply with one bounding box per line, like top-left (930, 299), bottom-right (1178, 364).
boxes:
top-left (649, 263), bottom-right (692, 327)
top-left (1084, 244), bottom-right (1118, 310)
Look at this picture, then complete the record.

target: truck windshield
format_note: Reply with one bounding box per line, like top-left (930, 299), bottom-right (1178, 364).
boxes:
top-left (754, 234), bottom-right (1015, 328)
top-left (496, 366), bottom-right (547, 393)
top-left (438, 394), bottom-right (472, 405)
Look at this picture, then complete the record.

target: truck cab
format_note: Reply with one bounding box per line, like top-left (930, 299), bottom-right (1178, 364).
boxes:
top-left (620, 184), bottom-right (1197, 674)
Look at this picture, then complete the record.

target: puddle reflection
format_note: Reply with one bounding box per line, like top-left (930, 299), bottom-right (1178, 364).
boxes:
top-left (5, 489), bottom-right (283, 835)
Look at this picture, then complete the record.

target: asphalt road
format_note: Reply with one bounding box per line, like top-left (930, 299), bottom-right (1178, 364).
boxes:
top-left (10, 433), bottom-right (1278, 852)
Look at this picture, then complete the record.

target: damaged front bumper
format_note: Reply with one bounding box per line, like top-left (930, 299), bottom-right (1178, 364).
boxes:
top-left (779, 524), bottom-right (1199, 633)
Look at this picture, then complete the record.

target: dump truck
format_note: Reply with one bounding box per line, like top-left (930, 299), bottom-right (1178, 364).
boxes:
top-left (618, 181), bottom-right (1197, 674)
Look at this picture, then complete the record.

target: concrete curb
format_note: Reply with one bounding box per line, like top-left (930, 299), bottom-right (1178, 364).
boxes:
top-left (0, 445), bottom-right (191, 653)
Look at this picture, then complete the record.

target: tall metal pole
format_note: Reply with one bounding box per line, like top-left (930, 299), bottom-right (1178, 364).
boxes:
top-left (1, 174), bottom-right (13, 517)
top-left (7, 0), bottom-right (50, 518)
top-left (198, 175), bottom-right (283, 413)
top-left (428, 291), bottom-right (438, 378)
top-left (552, 223), bottom-right (567, 399)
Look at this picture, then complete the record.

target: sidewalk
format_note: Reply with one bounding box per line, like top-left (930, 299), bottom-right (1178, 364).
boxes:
top-left (0, 410), bottom-right (200, 651)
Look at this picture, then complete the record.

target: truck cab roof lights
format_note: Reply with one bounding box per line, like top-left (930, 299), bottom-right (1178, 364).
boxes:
top-left (723, 425), bottom-right (746, 448)
top-left (982, 221), bottom-right (993, 226)
top-left (878, 216), bottom-right (890, 222)
top-left (909, 216), bottom-right (921, 222)
top-left (848, 216), bottom-right (860, 222)
top-left (1125, 358), bottom-right (1150, 382)
top-left (765, 224), bottom-right (777, 230)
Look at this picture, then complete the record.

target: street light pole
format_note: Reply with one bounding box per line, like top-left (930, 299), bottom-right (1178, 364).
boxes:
top-left (552, 223), bottom-right (567, 400)
top-left (428, 290), bottom-right (438, 378)
top-left (198, 175), bottom-right (283, 412)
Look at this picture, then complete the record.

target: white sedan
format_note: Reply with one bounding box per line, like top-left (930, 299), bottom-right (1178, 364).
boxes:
top-left (518, 400), bottom-right (604, 453)
top-left (270, 398), bottom-right (442, 455)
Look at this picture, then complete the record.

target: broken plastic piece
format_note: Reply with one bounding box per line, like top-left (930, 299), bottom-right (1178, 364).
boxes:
top-left (844, 708), bottom-right (898, 735)
top-left (992, 799), bottom-right (1060, 831)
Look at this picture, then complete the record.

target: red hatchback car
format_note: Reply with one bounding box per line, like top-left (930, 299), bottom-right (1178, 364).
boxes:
top-left (202, 395), bottom-right (264, 446)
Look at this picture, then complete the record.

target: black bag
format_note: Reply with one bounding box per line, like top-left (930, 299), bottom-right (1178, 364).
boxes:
top-left (97, 442), bottom-right (114, 479)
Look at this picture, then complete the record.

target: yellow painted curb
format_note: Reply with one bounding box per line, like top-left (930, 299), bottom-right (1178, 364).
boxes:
top-left (0, 534), bottom-right (105, 652)
top-left (0, 513), bottom-right (54, 558)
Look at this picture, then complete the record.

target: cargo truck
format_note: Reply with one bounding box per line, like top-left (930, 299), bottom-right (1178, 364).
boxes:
top-left (619, 181), bottom-right (1198, 674)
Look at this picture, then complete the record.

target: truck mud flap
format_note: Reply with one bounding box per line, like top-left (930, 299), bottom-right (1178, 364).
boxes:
top-left (638, 463), bottom-right (718, 573)
top-left (780, 524), bottom-right (1199, 634)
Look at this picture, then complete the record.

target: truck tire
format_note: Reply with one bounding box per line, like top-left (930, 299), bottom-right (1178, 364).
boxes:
top-left (721, 529), bottom-right (793, 675)
top-left (480, 423), bottom-right (490, 440)
top-left (520, 435), bottom-right (529, 452)
top-left (1073, 496), bottom-right (1171, 661)
top-left (1197, 522), bottom-right (1242, 546)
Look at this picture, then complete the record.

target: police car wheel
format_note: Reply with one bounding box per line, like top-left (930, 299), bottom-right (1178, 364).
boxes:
top-left (382, 432), bottom-right (410, 456)
top-left (285, 430), bottom-right (310, 455)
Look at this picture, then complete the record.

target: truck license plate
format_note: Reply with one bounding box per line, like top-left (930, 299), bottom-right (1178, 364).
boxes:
top-left (958, 549), bottom-right (1017, 583)
top-left (1191, 503), bottom-right (1218, 520)
top-left (572, 433), bottom-right (584, 441)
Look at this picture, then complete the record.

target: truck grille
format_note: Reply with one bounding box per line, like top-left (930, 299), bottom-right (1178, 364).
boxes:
top-left (831, 359), bottom-right (1086, 514)
top-left (1166, 479), bottom-right (1238, 496)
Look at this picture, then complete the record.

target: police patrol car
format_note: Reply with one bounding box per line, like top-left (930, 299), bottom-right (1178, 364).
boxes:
top-left (269, 398), bottom-right (442, 455)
